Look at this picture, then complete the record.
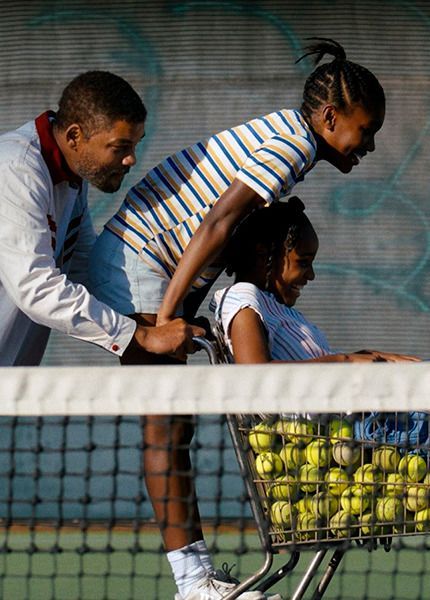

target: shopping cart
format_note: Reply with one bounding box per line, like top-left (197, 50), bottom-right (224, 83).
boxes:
top-left (193, 336), bottom-right (430, 600)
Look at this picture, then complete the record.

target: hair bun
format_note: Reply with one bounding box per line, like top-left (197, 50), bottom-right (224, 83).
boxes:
top-left (296, 37), bottom-right (347, 66)
top-left (286, 196), bottom-right (305, 214)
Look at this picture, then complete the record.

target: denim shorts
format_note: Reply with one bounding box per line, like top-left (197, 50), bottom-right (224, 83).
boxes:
top-left (89, 228), bottom-right (174, 315)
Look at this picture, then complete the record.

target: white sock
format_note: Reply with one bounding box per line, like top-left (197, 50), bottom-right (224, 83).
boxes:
top-left (167, 540), bottom-right (207, 598)
top-left (192, 539), bottom-right (214, 574)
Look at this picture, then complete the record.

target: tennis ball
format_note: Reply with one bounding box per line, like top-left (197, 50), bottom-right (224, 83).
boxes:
top-left (405, 485), bottom-right (430, 512)
top-left (340, 485), bottom-right (370, 515)
top-left (248, 422), bottom-right (276, 453)
top-left (416, 507), bottom-right (430, 532)
top-left (325, 467), bottom-right (350, 496)
top-left (353, 464), bottom-right (382, 494)
top-left (270, 474), bottom-right (299, 502)
top-left (255, 451), bottom-right (283, 480)
top-left (384, 473), bottom-right (407, 497)
top-left (306, 439), bottom-right (331, 468)
top-left (330, 510), bottom-right (358, 538)
top-left (274, 419), bottom-right (291, 437)
top-left (276, 419), bottom-right (315, 444)
top-left (398, 454), bottom-right (427, 483)
top-left (332, 442), bottom-right (360, 467)
top-left (360, 512), bottom-right (380, 536)
top-left (295, 496), bottom-right (313, 514)
top-left (296, 512), bottom-right (319, 541)
top-left (375, 497), bottom-right (403, 523)
top-left (270, 500), bottom-right (297, 528)
top-left (312, 491), bottom-right (339, 519)
top-left (373, 445), bottom-right (401, 473)
top-left (279, 443), bottom-right (306, 471)
top-left (328, 417), bottom-right (353, 444)
top-left (299, 464), bottom-right (321, 493)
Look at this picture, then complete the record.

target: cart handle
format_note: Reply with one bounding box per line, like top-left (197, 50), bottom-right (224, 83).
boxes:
top-left (192, 335), bottom-right (220, 365)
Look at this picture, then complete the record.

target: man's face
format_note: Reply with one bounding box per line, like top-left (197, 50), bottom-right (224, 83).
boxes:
top-left (75, 120), bottom-right (145, 192)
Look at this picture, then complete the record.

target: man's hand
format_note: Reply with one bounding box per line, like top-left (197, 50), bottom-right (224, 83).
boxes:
top-left (133, 318), bottom-right (206, 361)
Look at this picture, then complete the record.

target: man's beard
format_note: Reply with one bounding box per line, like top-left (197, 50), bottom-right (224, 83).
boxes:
top-left (75, 156), bottom-right (129, 193)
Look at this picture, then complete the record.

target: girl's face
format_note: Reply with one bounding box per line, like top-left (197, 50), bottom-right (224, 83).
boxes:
top-left (316, 102), bottom-right (385, 174)
top-left (270, 225), bottom-right (319, 307)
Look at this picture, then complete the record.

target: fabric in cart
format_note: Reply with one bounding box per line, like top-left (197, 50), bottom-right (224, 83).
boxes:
top-left (354, 412), bottom-right (430, 455)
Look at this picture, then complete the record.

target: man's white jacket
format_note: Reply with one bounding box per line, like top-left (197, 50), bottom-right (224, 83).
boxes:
top-left (0, 112), bottom-right (136, 365)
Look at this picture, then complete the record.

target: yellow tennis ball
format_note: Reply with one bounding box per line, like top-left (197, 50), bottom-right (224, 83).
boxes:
top-left (273, 419), bottom-right (291, 437)
top-left (299, 464), bottom-right (321, 493)
top-left (312, 491), bottom-right (339, 519)
top-left (398, 454), bottom-right (427, 482)
top-left (375, 497), bottom-right (403, 523)
top-left (340, 485), bottom-right (370, 515)
top-left (269, 474), bottom-right (299, 502)
top-left (306, 439), bottom-right (331, 468)
top-left (330, 510), bottom-right (357, 538)
top-left (296, 512), bottom-right (319, 541)
top-left (360, 512), bottom-right (379, 536)
top-left (373, 445), bottom-right (401, 473)
top-left (332, 442), bottom-right (360, 467)
top-left (384, 473), bottom-right (407, 497)
top-left (353, 464), bottom-right (382, 494)
top-left (325, 467), bottom-right (350, 496)
top-left (248, 422), bottom-right (277, 453)
top-left (270, 500), bottom-right (297, 528)
top-left (283, 419), bottom-right (316, 444)
top-left (295, 496), bottom-right (313, 514)
top-left (405, 485), bottom-right (430, 512)
top-left (359, 512), bottom-right (391, 537)
top-left (416, 507), bottom-right (430, 532)
top-left (255, 451), bottom-right (283, 480)
top-left (279, 443), bottom-right (306, 471)
top-left (328, 417), bottom-right (353, 444)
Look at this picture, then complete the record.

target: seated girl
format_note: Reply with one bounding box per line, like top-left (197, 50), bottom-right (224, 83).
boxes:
top-left (212, 197), bottom-right (419, 365)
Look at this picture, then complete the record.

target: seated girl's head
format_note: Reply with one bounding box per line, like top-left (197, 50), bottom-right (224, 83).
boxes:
top-left (298, 38), bottom-right (385, 174)
top-left (225, 197), bottom-right (318, 307)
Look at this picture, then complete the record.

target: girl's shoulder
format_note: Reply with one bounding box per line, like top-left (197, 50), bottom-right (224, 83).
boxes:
top-left (212, 282), bottom-right (266, 315)
top-left (216, 281), bottom-right (264, 302)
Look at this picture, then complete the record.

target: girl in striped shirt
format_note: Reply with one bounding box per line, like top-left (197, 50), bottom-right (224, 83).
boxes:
top-left (214, 197), bottom-right (420, 365)
top-left (88, 38), bottom-right (388, 600)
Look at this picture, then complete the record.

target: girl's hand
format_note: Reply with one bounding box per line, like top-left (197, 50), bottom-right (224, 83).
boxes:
top-left (352, 350), bottom-right (421, 363)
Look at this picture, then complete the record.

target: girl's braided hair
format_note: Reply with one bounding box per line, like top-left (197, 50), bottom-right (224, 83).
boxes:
top-left (224, 197), bottom-right (311, 278)
top-left (297, 37), bottom-right (385, 122)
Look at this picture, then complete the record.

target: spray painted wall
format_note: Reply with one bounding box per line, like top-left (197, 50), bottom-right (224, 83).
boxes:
top-left (2, 0), bottom-right (430, 518)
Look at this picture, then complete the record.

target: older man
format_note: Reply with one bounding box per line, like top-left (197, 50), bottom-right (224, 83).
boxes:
top-left (0, 70), bottom-right (203, 365)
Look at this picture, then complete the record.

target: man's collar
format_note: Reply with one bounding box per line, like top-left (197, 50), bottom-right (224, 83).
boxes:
top-left (35, 111), bottom-right (82, 187)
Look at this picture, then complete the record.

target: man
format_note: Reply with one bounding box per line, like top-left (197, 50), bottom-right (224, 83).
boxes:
top-left (0, 71), bottom-right (203, 366)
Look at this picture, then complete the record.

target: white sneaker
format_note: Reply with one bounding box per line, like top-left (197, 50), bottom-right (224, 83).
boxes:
top-left (174, 566), bottom-right (282, 599)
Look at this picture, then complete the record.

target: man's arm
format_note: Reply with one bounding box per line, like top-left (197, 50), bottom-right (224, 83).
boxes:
top-left (0, 162), bottom-right (203, 359)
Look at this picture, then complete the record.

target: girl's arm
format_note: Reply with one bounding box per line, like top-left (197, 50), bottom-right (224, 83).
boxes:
top-left (229, 309), bottom-right (420, 364)
top-left (156, 180), bottom-right (265, 325)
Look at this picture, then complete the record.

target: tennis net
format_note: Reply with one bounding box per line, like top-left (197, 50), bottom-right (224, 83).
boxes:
top-left (1, 361), bottom-right (430, 600)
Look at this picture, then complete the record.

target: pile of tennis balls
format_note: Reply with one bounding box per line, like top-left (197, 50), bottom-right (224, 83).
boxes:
top-left (247, 416), bottom-right (430, 543)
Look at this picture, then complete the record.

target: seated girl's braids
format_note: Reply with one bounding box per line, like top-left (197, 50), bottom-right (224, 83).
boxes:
top-left (297, 37), bottom-right (385, 122)
top-left (225, 197), bottom-right (308, 279)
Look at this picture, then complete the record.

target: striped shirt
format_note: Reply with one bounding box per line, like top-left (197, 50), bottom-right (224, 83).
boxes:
top-left (213, 282), bottom-right (334, 361)
top-left (106, 109), bottom-right (317, 289)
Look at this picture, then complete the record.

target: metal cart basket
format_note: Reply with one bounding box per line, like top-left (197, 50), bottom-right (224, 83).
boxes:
top-left (195, 337), bottom-right (430, 600)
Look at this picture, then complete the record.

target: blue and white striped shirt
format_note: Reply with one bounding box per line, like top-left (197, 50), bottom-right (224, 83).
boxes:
top-left (105, 109), bottom-right (317, 289)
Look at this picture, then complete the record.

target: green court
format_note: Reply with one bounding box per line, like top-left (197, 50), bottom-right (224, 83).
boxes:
top-left (1, 528), bottom-right (429, 600)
